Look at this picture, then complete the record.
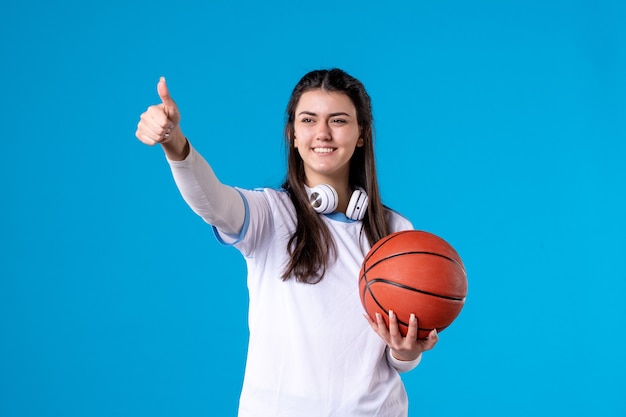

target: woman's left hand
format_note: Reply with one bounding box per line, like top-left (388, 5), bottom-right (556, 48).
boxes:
top-left (365, 310), bottom-right (438, 361)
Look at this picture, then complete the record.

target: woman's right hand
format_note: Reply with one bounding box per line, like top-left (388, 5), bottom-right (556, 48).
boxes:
top-left (135, 77), bottom-right (189, 160)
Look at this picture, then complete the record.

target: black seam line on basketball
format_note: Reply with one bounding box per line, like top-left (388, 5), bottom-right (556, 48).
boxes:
top-left (365, 233), bottom-right (406, 263)
top-left (364, 251), bottom-right (465, 274)
top-left (396, 321), bottom-right (434, 333)
top-left (364, 288), bottom-right (435, 332)
top-left (366, 287), bottom-right (406, 325)
top-left (365, 278), bottom-right (466, 301)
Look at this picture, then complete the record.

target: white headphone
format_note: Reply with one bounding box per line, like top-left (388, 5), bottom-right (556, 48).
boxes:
top-left (305, 184), bottom-right (369, 221)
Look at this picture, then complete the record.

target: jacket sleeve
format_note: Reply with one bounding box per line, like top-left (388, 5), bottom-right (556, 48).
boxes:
top-left (386, 347), bottom-right (422, 373)
top-left (166, 144), bottom-right (245, 236)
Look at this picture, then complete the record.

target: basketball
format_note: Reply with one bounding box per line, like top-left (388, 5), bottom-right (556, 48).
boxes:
top-left (359, 230), bottom-right (467, 339)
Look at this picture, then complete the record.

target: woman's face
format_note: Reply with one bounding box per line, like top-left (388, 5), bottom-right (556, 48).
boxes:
top-left (293, 89), bottom-right (363, 187)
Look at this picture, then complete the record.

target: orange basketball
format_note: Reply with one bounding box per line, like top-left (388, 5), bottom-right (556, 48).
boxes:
top-left (359, 230), bottom-right (467, 339)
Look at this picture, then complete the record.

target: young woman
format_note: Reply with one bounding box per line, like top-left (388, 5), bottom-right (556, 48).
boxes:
top-left (135, 68), bottom-right (438, 417)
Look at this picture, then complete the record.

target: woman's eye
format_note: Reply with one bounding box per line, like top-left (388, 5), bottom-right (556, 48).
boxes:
top-left (301, 118), bottom-right (313, 123)
top-left (332, 119), bottom-right (347, 124)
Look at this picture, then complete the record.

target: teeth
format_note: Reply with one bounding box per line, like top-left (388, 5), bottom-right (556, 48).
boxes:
top-left (314, 148), bottom-right (334, 153)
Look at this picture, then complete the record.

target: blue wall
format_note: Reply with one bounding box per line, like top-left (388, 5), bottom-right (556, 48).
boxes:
top-left (1, 1), bottom-right (624, 415)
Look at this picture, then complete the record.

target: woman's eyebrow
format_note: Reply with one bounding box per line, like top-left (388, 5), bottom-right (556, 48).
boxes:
top-left (297, 111), bottom-right (352, 117)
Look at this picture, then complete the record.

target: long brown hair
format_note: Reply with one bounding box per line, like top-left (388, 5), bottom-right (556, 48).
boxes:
top-left (281, 68), bottom-right (390, 283)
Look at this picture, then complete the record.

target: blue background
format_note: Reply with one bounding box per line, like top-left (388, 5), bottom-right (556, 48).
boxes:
top-left (1, 0), bottom-right (625, 416)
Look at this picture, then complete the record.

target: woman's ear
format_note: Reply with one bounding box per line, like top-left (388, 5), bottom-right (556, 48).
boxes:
top-left (357, 126), bottom-right (364, 147)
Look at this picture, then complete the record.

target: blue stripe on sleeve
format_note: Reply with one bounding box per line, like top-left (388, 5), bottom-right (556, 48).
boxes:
top-left (212, 188), bottom-right (250, 246)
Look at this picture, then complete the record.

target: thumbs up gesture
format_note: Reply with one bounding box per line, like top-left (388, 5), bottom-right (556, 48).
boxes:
top-left (136, 77), bottom-right (188, 159)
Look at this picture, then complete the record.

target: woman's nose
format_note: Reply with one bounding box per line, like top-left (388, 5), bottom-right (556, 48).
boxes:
top-left (315, 123), bottom-right (331, 140)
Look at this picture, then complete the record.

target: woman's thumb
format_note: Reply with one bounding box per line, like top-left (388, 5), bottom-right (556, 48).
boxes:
top-left (157, 76), bottom-right (179, 121)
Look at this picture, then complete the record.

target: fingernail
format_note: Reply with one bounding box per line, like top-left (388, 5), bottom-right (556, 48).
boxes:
top-left (389, 309), bottom-right (394, 319)
top-left (375, 313), bottom-right (382, 321)
top-left (410, 313), bottom-right (416, 322)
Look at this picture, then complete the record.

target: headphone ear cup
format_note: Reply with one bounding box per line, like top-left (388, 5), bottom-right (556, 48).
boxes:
top-left (308, 184), bottom-right (338, 214)
top-left (346, 187), bottom-right (369, 220)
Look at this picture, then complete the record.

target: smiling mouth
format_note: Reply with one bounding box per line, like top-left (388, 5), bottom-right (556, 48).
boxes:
top-left (313, 147), bottom-right (336, 154)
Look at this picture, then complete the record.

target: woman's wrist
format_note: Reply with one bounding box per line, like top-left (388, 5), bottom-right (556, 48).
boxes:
top-left (387, 348), bottom-right (422, 372)
top-left (162, 129), bottom-right (189, 161)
